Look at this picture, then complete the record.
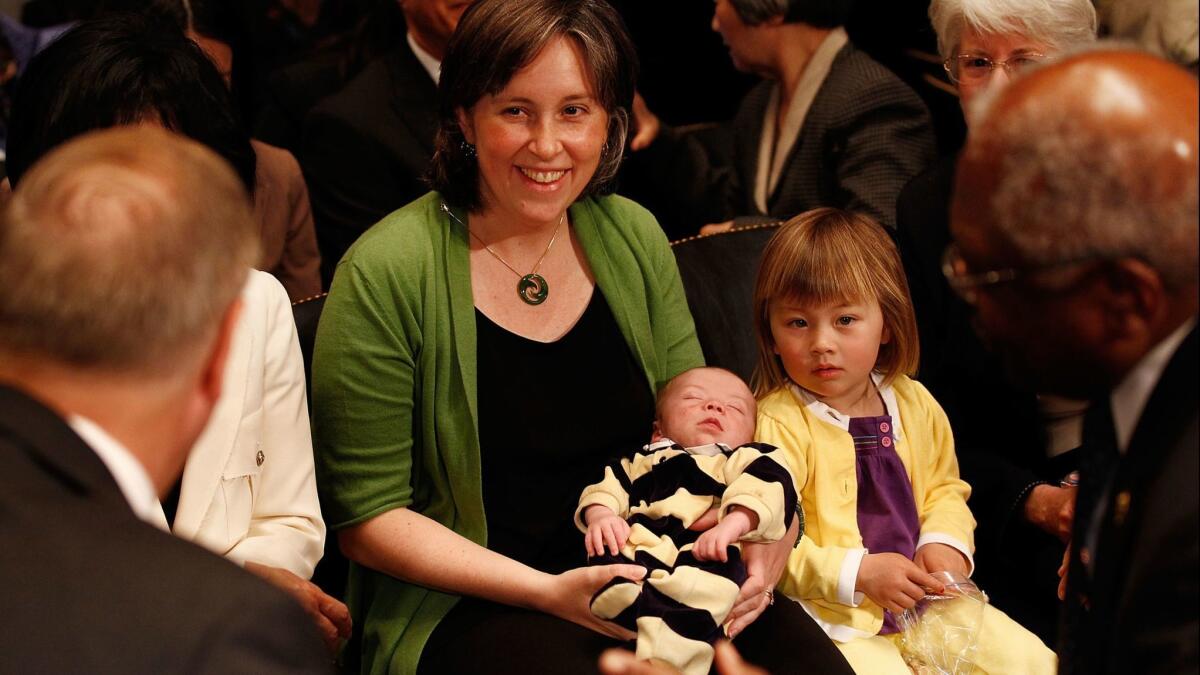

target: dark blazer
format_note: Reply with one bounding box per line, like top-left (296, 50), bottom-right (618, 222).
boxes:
top-left (1062, 326), bottom-right (1199, 674)
top-left (0, 385), bottom-right (331, 674)
top-left (896, 157), bottom-right (1070, 643)
top-left (634, 41), bottom-right (935, 231)
top-left (301, 42), bottom-right (439, 286)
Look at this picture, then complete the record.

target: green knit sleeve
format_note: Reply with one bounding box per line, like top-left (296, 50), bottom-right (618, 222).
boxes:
top-left (311, 220), bottom-right (423, 530)
top-left (627, 198), bottom-right (705, 388)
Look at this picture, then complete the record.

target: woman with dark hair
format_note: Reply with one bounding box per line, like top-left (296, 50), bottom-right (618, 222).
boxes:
top-left (311, 0), bottom-right (854, 673)
top-left (630, 0), bottom-right (936, 234)
top-left (4, 15), bottom-right (254, 191)
top-left (143, 0), bottom-right (323, 302)
top-left (5, 13), bottom-right (350, 652)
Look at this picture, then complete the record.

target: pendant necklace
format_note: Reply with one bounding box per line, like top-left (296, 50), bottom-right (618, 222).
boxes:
top-left (441, 202), bottom-right (565, 306)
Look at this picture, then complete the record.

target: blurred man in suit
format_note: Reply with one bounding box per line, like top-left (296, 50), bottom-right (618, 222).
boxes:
top-left (948, 50), bottom-right (1198, 673)
top-left (302, 0), bottom-right (473, 285)
top-left (0, 126), bottom-right (330, 673)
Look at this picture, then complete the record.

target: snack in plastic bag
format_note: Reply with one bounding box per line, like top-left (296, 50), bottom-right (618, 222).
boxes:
top-left (895, 570), bottom-right (988, 675)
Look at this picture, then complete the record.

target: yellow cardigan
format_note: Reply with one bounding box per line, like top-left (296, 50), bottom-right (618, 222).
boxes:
top-left (756, 374), bottom-right (974, 641)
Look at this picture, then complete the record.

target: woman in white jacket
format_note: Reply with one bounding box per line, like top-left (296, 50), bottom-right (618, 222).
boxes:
top-left (174, 270), bottom-right (348, 651)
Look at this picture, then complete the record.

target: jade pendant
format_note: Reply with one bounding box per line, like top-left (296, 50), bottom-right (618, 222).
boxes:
top-left (518, 273), bottom-right (549, 305)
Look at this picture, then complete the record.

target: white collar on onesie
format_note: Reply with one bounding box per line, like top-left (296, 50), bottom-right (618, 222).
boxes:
top-left (645, 438), bottom-right (730, 457)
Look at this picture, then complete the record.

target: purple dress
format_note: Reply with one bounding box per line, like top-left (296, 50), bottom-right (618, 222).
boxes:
top-left (849, 414), bottom-right (921, 634)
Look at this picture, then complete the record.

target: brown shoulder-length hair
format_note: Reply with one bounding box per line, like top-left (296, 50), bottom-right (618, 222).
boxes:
top-left (427, 0), bottom-right (637, 212)
top-left (751, 208), bottom-right (920, 396)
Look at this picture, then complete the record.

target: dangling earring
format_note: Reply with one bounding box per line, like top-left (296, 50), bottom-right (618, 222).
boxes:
top-left (461, 139), bottom-right (477, 158)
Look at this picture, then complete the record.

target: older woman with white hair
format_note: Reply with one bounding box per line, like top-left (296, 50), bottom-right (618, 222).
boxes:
top-left (895, 0), bottom-right (1097, 645)
top-left (930, 0), bottom-right (1097, 118)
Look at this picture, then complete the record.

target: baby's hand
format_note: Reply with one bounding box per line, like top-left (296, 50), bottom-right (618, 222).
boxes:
top-left (688, 507), bottom-right (720, 532)
top-left (693, 508), bottom-right (754, 562)
top-left (856, 552), bottom-right (945, 613)
top-left (585, 505), bottom-right (630, 557)
top-left (913, 543), bottom-right (970, 577)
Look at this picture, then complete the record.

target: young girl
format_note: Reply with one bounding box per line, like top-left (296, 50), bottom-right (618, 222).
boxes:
top-left (751, 208), bottom-right (1055, 674)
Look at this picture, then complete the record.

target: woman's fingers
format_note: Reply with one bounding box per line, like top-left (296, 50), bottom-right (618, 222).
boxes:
top-left (597, 563), bottom-right (646, 585)
top-left (725, 572), bottom-right (769, 638)
top-left (725, 591), bottom-right (769, 638)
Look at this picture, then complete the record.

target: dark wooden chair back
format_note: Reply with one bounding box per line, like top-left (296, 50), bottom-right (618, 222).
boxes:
top-left (670, 223), bottom-right (781, 385)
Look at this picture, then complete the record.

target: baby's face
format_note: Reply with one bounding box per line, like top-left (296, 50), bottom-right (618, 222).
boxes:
top-left (655, 368), bottom-right (756, 448)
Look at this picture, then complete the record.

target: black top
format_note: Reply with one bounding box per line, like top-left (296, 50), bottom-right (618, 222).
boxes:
top-left (474, 290), bottom-right (656, 574)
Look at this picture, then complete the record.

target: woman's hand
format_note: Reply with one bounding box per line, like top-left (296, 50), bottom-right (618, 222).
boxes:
top-left (856, 552), bottom-right (944, 614)
top-left (1024, 484), bottom-right (1076, 542)
top-left (629, 92), bottom-right (661, 151)
top-left (585, 505), bottom-right (631, 557)
top-left (534, 564), bottom-right (645, 641)
top-left (244, 561), bottom-right (352, 652)
top-left (699, 221), bottom-right (734, 236)
top-left (913, 543), bottom-right (970, 577)
top-left (724, 518), bottom-right (798, 638)
top-left (1057, 544), bottom-right (1071, 601)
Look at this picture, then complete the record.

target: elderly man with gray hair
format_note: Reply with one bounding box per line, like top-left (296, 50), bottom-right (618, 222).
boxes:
top-left (949, 49), bottom-right (1198, 673)
top-left (895, 0), bottom-right (1098, 643)
top-left (0, 126), bottom-right (330, 673)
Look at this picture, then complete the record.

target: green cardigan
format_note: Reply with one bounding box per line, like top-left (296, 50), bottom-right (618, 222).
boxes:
top-left (312, 192), bottom-right (704, 674)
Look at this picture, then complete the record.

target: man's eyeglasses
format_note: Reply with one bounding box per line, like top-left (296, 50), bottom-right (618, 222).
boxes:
top-left (943, 53), bottom-right (1045, 84)
top-left (941, 243), bottom-right (1099, 304)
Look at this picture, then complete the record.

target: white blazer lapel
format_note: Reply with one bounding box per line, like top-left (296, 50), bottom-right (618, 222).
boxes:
top-left (171, 288), bottom-right (255, 540)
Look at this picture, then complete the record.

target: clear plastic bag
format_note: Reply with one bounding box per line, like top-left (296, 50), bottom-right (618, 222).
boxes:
top-left (895, 571), bottom-right (988, 675)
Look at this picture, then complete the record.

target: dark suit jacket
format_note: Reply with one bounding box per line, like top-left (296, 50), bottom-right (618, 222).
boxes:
top-left (895, 157), bottom-right (1070, 643)
top-left (1062, 327), bottom-right (1199, 673)
top-left (633, 41), bottom-right (935, 232)
top-left (0, 385), bottom-right (331, 674)
top-left (301, 42), bottom-right (438, 286)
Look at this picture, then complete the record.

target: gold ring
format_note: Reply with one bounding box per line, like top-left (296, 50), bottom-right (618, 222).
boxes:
top-left (764, 590), bottom-right (775, 606)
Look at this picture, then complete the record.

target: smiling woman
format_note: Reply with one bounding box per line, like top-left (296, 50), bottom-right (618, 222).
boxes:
top-left (311, 0), bottom-right (852, 672)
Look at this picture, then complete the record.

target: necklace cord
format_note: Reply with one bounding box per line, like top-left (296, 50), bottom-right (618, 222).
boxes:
top-left (442, 202), bottom-right (565, 278)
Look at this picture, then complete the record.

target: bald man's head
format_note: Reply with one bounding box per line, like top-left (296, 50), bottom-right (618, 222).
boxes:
top-left (955, 49), bottom-right (1198, 288)
top-left (949, 50), bottom-right (1198, 396)
top-left (0, 126), bottom-right (259, 375)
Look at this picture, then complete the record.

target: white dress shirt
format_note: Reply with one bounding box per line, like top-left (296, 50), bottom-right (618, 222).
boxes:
top-left (67, 414), bottom-right (170, 530)
top-left (1111, 317), bottom-right (1196, 453)
top-left (407, 31), bottom-right (442, 84)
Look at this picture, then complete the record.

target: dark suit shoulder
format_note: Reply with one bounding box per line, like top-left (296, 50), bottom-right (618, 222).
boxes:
top-left (306, 43), bottom-right (435, 136)
top-left (813, 43), bottom-right (928, 121)
top-left (0, 418), bottom-right (329, 674)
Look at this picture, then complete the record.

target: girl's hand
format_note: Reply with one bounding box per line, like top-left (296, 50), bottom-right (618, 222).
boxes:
top-left (586, 509), bottom-right (631, 557)
top-left (725, 518), bottom-right (799, 638)
top-left (913, 543), bottom-right (970, 577)
top-left (693, 510), bottom-right (753, 562)
top-left (856, 552), bottom-right (945, 613)
top-left (535, 565), bottom-right (645, 641)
